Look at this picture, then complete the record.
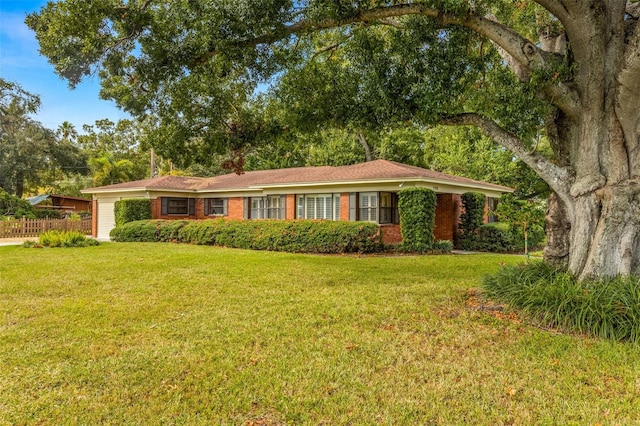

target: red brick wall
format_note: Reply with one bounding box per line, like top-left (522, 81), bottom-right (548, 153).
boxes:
top-left (151, 198), bottom-right (160, 219)
top-left (227, 197), bottom-right (244, 220)
top-left (286, 194), bottom-right (296, 220)
top-left (91, 199), bottom-right (98, 237)
top-left (340, 192), bottom-right (350, 221)
top-left (380, 224), bottom-right (402, 245)
top-left (433, 193), bottom-right (463, 242)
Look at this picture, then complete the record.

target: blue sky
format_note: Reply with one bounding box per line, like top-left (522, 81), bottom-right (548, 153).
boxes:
top-left (0, 0), bottom-right (130, 132)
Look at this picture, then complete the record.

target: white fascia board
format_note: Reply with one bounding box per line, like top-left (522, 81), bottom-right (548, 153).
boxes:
top-left (249, 177), bottom-right (513, 194)
top-left (82, 187), bottom-right (197, 195)
top-left (192, 188), bottom-right (263, 196)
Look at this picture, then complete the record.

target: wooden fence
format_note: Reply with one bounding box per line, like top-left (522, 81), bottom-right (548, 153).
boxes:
top-left (0, 217), bottom-right (92, 239)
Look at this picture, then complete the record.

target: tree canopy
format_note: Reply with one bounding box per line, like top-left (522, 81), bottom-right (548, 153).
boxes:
top-left (27, 1), bottom-right (640, 279)
top-left (0, 78), bottom-right (89, 197)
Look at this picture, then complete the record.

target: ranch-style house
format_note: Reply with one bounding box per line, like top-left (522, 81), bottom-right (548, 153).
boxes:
top-left (82, 159), bottom-right (513, 242)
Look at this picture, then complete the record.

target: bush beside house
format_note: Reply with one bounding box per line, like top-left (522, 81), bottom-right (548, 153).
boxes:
top-left (456, 192), bottom-right (486, 251)
top-left (114, 199), bottom-right (152, 226)
top-left (456, 192), bottom-right (545, 253)
top-left (110, 219), bottom-right (382, 254)
top-left (397, 187), bottom-right (438, 253)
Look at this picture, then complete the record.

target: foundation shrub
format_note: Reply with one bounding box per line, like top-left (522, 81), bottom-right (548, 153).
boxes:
top-left (110, 220), bottom-right (158, 242)
top-left (114, 199), bottom-right (152, 226)
top-left (397, 188), bottom-right (437, 253)
top-left (110, 219), bottom-right (381, 253)
top-left (456, 192), bottom-right (486, 250)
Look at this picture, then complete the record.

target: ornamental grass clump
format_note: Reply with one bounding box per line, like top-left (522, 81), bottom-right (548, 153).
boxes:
top-left (37, 230), bottom-right (99, 248)
top-left (483, 262), bottom-right (640, 343)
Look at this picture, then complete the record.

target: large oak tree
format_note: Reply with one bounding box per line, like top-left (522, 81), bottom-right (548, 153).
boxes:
top-left (27, 1), bottom-right (640, 279)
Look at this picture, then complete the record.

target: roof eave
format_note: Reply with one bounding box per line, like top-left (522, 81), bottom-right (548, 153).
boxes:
top-left (246, 177), bottom-right (513, 193)
top-left (81, 187), bottom-right (198, 194)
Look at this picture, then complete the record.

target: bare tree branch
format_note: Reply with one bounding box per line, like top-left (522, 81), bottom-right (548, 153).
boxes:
top-left (439, 112), bottom-right (572, 196)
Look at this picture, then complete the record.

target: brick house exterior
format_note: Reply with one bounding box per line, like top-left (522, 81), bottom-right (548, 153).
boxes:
top-left (82, 160), bottom-right (512, 242)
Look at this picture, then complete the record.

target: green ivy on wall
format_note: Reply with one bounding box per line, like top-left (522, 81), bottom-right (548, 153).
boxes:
top-left (398, 187), bottom-right (437, 252)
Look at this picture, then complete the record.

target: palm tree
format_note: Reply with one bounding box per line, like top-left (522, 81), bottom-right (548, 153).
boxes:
top-left (89, 154), bottom-right (134, 186)
top-left (57, 121), bottom-right (78, 143)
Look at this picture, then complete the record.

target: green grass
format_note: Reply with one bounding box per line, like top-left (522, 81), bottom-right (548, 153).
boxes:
top-left (1, 243), bottom-right (640, 424)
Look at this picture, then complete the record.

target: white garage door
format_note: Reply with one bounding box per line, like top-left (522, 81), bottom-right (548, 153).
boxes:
top-left (97, 197), bottom-right (119, 240)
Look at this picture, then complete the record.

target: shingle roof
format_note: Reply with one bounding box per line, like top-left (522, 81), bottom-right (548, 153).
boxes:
top-left (84, 160), bottom-right (512, 193)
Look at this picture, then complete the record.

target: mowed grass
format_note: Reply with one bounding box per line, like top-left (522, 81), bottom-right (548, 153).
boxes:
top-left (1, 244), bottom-right (639, 424)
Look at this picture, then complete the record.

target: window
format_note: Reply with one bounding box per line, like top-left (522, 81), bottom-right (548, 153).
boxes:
top-left (379, 192), bottom-right (393, 224)
top-left (296, 194), bottom-right (341, 220)
top-left (359, 192), bottom-right (378, 222)
top-left (161, 197), bottom-right (195, 216)
top-left (250, 196), bottom-right (282, 219)
top-left (267, 195), bottom-right (280, 219)
top-left (205, 198), bottom-right (227, 216)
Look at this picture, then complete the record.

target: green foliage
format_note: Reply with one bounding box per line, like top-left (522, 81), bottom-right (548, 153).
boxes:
top-left (432, 239), bottom-right (453, 253)
top-left (475, 222), bottom-right (515, 253)
top-left (0, 188), bottom-right (35, 218)
top-left (79, 118), bottom-right (153, 181)
top-left (26, 0), bottom-right (552, 170)
top-left (110, 219), bottom-right (382, 254)
top-left (422, 126), bottom-right (548, 198)
top-left (398, 188), bottom-right (437, 252)
top-left (38, 230), bottom-right (99, 248)
top-left (496, 194), bottom-right (546, 253)
top-left (1, 78), bottom-right (88, 197)
top-left (114, 199), bottom-right (152, 226)
top-left (33, 209), bottom-right (62, 219)
top-left (90, 154), bottom-right (136, 186)
top-left (483, 262), bottom-right (640, 343)
top-left (109, 220), bottom-right (158, 242)
top-left (456, 192), bottom-right (486, 250)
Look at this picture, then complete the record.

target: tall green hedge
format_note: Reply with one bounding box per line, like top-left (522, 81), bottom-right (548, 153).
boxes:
top-left (397, 187), bottom-right (437, 252)
top-left (110, 219), bottom-right (382, 254)
top-left (114, 199), bottom-right (152, 226)
top-left (456, 192), bottom-right (486, 250)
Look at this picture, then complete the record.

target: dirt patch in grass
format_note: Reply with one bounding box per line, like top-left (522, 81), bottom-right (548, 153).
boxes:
top-left (465, 288), bottom-right (521, 323)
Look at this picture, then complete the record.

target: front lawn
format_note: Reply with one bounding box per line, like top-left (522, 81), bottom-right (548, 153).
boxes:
top-left (1, 243), bottom-right (639, 424)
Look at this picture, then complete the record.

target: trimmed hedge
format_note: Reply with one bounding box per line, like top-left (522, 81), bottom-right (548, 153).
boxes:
top-left (110, 219), bottom-right (382, 254)
top-left (456, 192), bottom-right (486, 250)
top-left (398, 187), bottom-right (437, 252)
top-left (114, 199), bottom-right (152, 226)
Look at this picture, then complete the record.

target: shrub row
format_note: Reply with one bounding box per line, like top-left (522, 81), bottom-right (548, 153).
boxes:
top-left (110, 219), bottom-right (382, 253)
top-left (483, 262), bottom-right (640, 343)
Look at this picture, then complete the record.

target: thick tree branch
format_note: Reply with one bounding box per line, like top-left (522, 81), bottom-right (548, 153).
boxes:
top-left (533, 0), bottom-right (570, 25)
top-left (194, 3), bottom-right (581, 118)
top-left (439, 113), bottom-right (572, 196)
top-left (196, 4), bottom-right (532, 70)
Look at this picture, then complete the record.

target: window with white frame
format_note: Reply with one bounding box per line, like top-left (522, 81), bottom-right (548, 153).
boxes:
top-left (359, 192), bottom-right (378, 222)
top-left (250, 195), bottom-right (281, 219)
top-left (296, 194), bottom-right (340, 220)
top-left (205, 198), bottom-right (227, 216)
